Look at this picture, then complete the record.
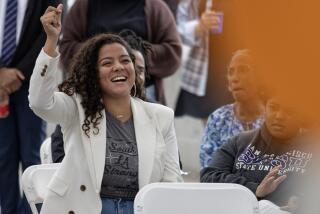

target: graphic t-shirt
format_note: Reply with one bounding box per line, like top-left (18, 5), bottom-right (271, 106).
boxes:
top-left (100, 111), bottom-right (139, 199)
top-left (201, 126), bottom-right (314, 206)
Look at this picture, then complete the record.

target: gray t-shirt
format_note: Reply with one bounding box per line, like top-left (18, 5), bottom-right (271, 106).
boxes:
top-left (100, 111), bottom-right (139, 199)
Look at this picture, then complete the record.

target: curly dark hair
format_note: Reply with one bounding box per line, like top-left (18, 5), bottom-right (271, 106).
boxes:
top-left (119, 29), bottom-right (152, 80)
top-left (58, 33), bottom-right (144, 137)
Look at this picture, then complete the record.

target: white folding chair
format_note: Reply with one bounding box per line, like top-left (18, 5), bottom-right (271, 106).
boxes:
top-left (40, 138), bottom-right (53, 164)
top-left (21, 163), bottom-right (60, 214)
top-left (134, 183), bottom-right (259, 214)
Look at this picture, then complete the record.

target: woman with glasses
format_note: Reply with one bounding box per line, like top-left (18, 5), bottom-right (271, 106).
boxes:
top-left (200, 49), bottom-right (265, 168)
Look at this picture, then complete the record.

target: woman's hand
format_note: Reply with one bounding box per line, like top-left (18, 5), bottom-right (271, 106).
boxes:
top-left (40, 4), bottom-right (63, 57)
top-left (256, 165), bottom-right (287, 198)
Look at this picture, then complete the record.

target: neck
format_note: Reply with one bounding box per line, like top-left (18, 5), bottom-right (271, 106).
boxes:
top-left (103, 95), bottom-right (132, 122)
top-left (234, 98), bottom-right (264, 122)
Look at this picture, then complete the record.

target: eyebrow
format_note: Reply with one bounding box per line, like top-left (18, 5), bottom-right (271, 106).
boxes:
top-left (99, 54), bottom-right (130, 60)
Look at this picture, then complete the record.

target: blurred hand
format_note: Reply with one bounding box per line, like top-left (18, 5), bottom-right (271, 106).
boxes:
top-left (0, 87), bottom-right (9, 102)
top-left (40, 4), bottom-right (63, 56)
top-left (256, 165), bottom-right (287, 198)
top-left (0, 68), bottom-right (25, 94)
top-left (196, 10), bottom-right (220, 37)
top-left (280, 196), bottom-right (299, 213)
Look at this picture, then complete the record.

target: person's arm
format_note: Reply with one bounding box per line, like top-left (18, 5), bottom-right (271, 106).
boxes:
top-left (200, 112), bottom-right (222, 168)
top-left (59, 0), bottom-right (87, 71)
top-left (176, 0), bottom-right (202, 46)
top-left (146, 0), bottom-right (182, 79)
top-left (29, 4), bottom-right (76, 126)
top-left (161, 108), bottom-right (183, 182)
top-left (200, 136), bottom-right (259, 193)
top-left (161, 0), bottom-right (177, 18)
top-left (177, 0), bottom-right (220, 47)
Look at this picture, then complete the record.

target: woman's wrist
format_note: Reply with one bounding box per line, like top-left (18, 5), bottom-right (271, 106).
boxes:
top-left (44, 37), bottom-right (58, 57)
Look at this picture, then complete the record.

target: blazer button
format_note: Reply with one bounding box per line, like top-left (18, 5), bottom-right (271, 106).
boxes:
top-left (40, 65), bottom-right (47, 76)
top-left (68, 211), bottom-right (75, 214)
top-left (80, 185), bottom-right (86, 191)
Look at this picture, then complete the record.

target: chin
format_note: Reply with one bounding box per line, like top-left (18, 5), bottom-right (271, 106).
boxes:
top-left (104, 90), bottom-right (131, 98)
top-left (270, 131), bottom-right (292, 140)
top-left (233, 95), bottom-right (248, 102)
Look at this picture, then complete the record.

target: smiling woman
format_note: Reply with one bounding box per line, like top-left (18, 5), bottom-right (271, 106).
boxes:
top-left (98, 43), bottom-right (136, 99)
top-left (28, 4), bottom-right (182, 214)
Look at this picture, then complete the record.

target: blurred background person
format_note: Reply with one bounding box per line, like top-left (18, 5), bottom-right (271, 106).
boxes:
top-left (175, 0), bottom-right (243, 123)
top-left (201, 93), bottom-right (314, 208)
top-left (59, 0), bottom-right (181, 104)
top-left (0, 0), bottom-right (61, 213)
top-left (200, 50), bottom-right (264, 168)
top-left (119, 29), bottom-right (152, 97)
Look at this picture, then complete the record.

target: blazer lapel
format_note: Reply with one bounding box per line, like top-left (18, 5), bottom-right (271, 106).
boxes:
top-left (131, 98), bottom-right (156, 188)
top-left (89, 110), bottom-right (106, 193)
top-left (77, 97), bottom-right (156, 191)
top-left (76, 97), bottom-right (106, 193)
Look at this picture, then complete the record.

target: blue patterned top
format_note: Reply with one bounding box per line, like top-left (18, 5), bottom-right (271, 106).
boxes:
top-left (200, 104), bottom-right (264, 168)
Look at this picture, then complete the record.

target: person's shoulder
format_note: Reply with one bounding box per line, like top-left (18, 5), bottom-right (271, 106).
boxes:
top-left (141, 100), bottom-right (174, 118)
top-left (148, 0), bottom-right (167, 6)
top-left (147, 0), bottom-right (172, 13)
top-left (237, 129), bottom-right (259, 139)
top-left (232, 129), bottom-right (260, 147)
top-left (133, 99), bottom-right (174, 123)
top-left (209, 104), bottom-right (234, 120)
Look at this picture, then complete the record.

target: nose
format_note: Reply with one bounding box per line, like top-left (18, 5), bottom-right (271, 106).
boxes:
top-left (274, 109), bottom-right (286, 120)
top-left (229, 72), bottom-right (240, 84)
top-left (112, 61), bottom-right (124, 72)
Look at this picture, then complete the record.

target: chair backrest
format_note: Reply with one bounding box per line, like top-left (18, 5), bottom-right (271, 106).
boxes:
top-left (21, 163), bottom-right (60, 214)
top-left (134, 183), bottom-right (259, 214)
top-left (40, 138), bottom-right (53, 164)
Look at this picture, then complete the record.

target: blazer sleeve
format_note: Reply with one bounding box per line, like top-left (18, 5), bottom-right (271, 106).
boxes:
top-left (59, 0), bottom-right (88, 71)
top-left (146, 0), bottom-right (182, 79)
top-left (200, 136), bottom-right (259, 193)
top-left (28, 49), bottom-right (77, 126)
top-left (160, 108), bottom-right (184, 183)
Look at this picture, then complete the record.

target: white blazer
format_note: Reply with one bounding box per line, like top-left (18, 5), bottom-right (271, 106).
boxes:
top-left (29, 50), bottom-right (183, 214)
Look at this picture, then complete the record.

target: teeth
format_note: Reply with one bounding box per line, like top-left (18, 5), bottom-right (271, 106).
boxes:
top-left (111, 76), bottom-right (126, 81)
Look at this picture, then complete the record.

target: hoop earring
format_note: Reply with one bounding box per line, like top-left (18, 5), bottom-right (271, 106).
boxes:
top-left (132, 84), bottom-right (137, 97)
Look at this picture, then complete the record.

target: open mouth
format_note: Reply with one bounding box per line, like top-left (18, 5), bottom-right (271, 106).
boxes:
top-left (272, 123), bottom-right (285, 130)
top-left (232, 87), bottom-right (245, 92)
top-left (111, 76), bottom-right (127, 82)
